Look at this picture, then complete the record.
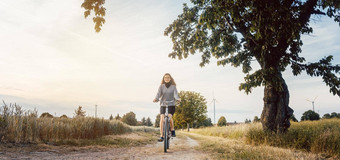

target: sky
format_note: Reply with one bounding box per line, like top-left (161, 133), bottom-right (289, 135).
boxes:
top-left (0, 0), bottom-right (339, 123)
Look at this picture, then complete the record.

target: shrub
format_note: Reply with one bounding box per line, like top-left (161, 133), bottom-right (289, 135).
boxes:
top-left (301, 110), bottom-right (320, 121)
top-left (217, 116), bottom-right (227, 127)
top-left (122, 111), bottom-right (137, 126)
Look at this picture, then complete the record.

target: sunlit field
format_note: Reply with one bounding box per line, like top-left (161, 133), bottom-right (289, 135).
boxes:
top-left (0, 102), bottom-right (143, 144)
top-left (191, 119), bottom-right (340, 157)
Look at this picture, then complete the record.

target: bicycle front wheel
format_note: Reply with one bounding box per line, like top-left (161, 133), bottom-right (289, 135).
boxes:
top-left (167, 120), bottom-right (170, 149)
top-left (164, 117), bottom-right (168, 152)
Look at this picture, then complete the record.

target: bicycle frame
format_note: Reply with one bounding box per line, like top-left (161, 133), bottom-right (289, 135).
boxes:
top-left (161, 100), bottom-right (174, 152)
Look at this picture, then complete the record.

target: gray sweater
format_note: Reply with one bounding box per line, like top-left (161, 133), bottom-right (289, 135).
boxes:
top-left (155, 84), bottom-right (180, 106)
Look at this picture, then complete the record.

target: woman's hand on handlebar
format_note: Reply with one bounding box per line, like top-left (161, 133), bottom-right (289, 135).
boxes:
top-left (153, 99), bottom-right (159, 103)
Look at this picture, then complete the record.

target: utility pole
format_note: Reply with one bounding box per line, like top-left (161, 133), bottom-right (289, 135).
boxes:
top-left (95, 104), bottom-right (97, 118)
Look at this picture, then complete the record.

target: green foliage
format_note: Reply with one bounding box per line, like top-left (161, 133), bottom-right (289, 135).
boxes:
top-left (74, 106), bottom-right (86, 117)
top-left (109, 114), bottom-right (113, 120)
top-left (40, 112), bottom-right (53, 118)
top-left (81, 0), bottom-right (106, 32)
top-left (141, 117), bottom-right (146, 126)
top-left (301, 110), bottom-right (320, 121)
top-left (173, 91), bottom-right (208, 129)
top-left (323, 112), bottom-right (340, 119)
top-left (194, 117), bottom-right (213, 128)
top-left (290, 114), bottom-right (298, 122)
top-left (217, 116), bottom-right (227, 126)
top-left (245, 118), bottom-right (252, 123)
top-left (114, 114), bottom-right (121, 120)
top-left (154, 114), bottom-right (160, 127)
top-left (246, 119), bottom-right (340, 157)
top-left (146, 117), bottom-right (153, 126)
top-left (253, 116), bottom-right (260, 123)
top-left (164, 0), bottom-right (340, 95)
top-left (121, 111), bottom-right (137, 126)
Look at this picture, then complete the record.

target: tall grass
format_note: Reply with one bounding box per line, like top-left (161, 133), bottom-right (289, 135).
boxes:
top-left (0, 102), bottom-right (131, 143)
top-left (246, 119), bottom-right (340, 157)
top-left (192, 119), bottom-right (340, 157)
top-left (191, 123), bottom-right (262, 140)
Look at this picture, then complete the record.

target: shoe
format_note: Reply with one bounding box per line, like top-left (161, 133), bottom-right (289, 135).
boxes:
top-left (158, 137), bottom-right (164, 142)
top-left (171, 130), bottom-right (176, 137)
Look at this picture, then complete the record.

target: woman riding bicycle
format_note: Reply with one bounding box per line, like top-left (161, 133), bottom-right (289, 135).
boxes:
top-left (153, 73), bottom-right (181, 142)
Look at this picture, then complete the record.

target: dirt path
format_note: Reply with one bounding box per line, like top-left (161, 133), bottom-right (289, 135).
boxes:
top-left (0, 134), bottom-right (211, 160)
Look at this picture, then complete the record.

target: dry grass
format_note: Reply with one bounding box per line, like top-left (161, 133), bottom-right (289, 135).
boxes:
top-left (191, 123), bottom-right (261, 140)
top-left (191, 119), bottom-right (340, 158)
top-left (246, 119), bottom-right (340, 157)
top-left (0, 102), bottom-right (132, 144)
top-left (182, 132), bottom-right (328, 160)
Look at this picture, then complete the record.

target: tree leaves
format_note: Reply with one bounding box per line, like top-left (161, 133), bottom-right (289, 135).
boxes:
top-left (165, 0), bottom-right (340, 96)
top-left (81, 0), bottom-right (106, 32)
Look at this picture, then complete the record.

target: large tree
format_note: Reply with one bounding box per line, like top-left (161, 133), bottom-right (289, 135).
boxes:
top-left (164, 0), bottom-right (339, 133)
top-left (173, 91), bottom-right (208, 131)
top-left (82, 1), bottom-right (340, 133)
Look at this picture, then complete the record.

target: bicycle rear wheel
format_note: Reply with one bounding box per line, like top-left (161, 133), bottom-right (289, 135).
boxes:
top-left (164, 117), bottom-right (168, 152)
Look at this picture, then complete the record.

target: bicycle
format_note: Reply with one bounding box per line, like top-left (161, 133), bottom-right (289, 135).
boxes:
top-left (161, 100), bottom-right (174, 152)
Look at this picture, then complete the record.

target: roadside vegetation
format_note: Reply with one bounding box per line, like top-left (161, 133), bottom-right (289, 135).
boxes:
top-left (0, 102), bottom-right (157, 147)
top-left (189, 119), bottom-right (340, 158)
top-left (183, 132), bottom-right (325, 160)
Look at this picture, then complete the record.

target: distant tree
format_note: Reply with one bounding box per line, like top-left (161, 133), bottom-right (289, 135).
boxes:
top-left (289, 114), bottom-right (298, 122)
top-left (323, 113), bottom-right (331, 119)
top-left (253, 116), bottom-right (260, 123)
top-left (173, 91), bottom-right (208, 131)
top-left (200, 117), bottom-right (213, 127)
top-left (40, 112), bottom-right (53, 118)
top-left (155, 114), bottom-right (160, 127)
top-left (146, 117), bottom-right (153, 126)
top-left (60, 114), bottom-right (68, 119)
top-left (217, 116), bottom-right (227, 127)
top-left (74, 106), bottom-right (86, 117)
top-left (122, 111), bottom-right (137, 126)
top-left (323, 112), bottom-right (340, 119)
top-left (301, 110), bottom-right (320, 121)
top-left (245, 119), bottom-right (252, 123)
top-left (141, 117), bottom-right (146, 126)
top-left (109, 114), bottom-right (113, 120)
top-left (115, 114), bottom-right (121, 120)
top-left (330, 112), bottom-right (339, 118)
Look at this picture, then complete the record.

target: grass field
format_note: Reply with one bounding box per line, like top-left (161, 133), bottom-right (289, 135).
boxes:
top-left (191, 119), bottom-right (340, 158)
top-left (0, 102), bottom-right (157, 146)
top-left (183, 131), bottom-right (325, 160)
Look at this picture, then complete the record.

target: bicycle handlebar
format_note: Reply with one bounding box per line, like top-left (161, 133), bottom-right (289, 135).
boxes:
top-left (160, 100), bottom-right (175, 105)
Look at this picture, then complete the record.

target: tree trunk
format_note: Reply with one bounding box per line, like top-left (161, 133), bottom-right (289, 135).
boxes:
top-left (187, 123), bottom-right (190, 132)
top-left (261, 73), bottom-right (294, 133)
